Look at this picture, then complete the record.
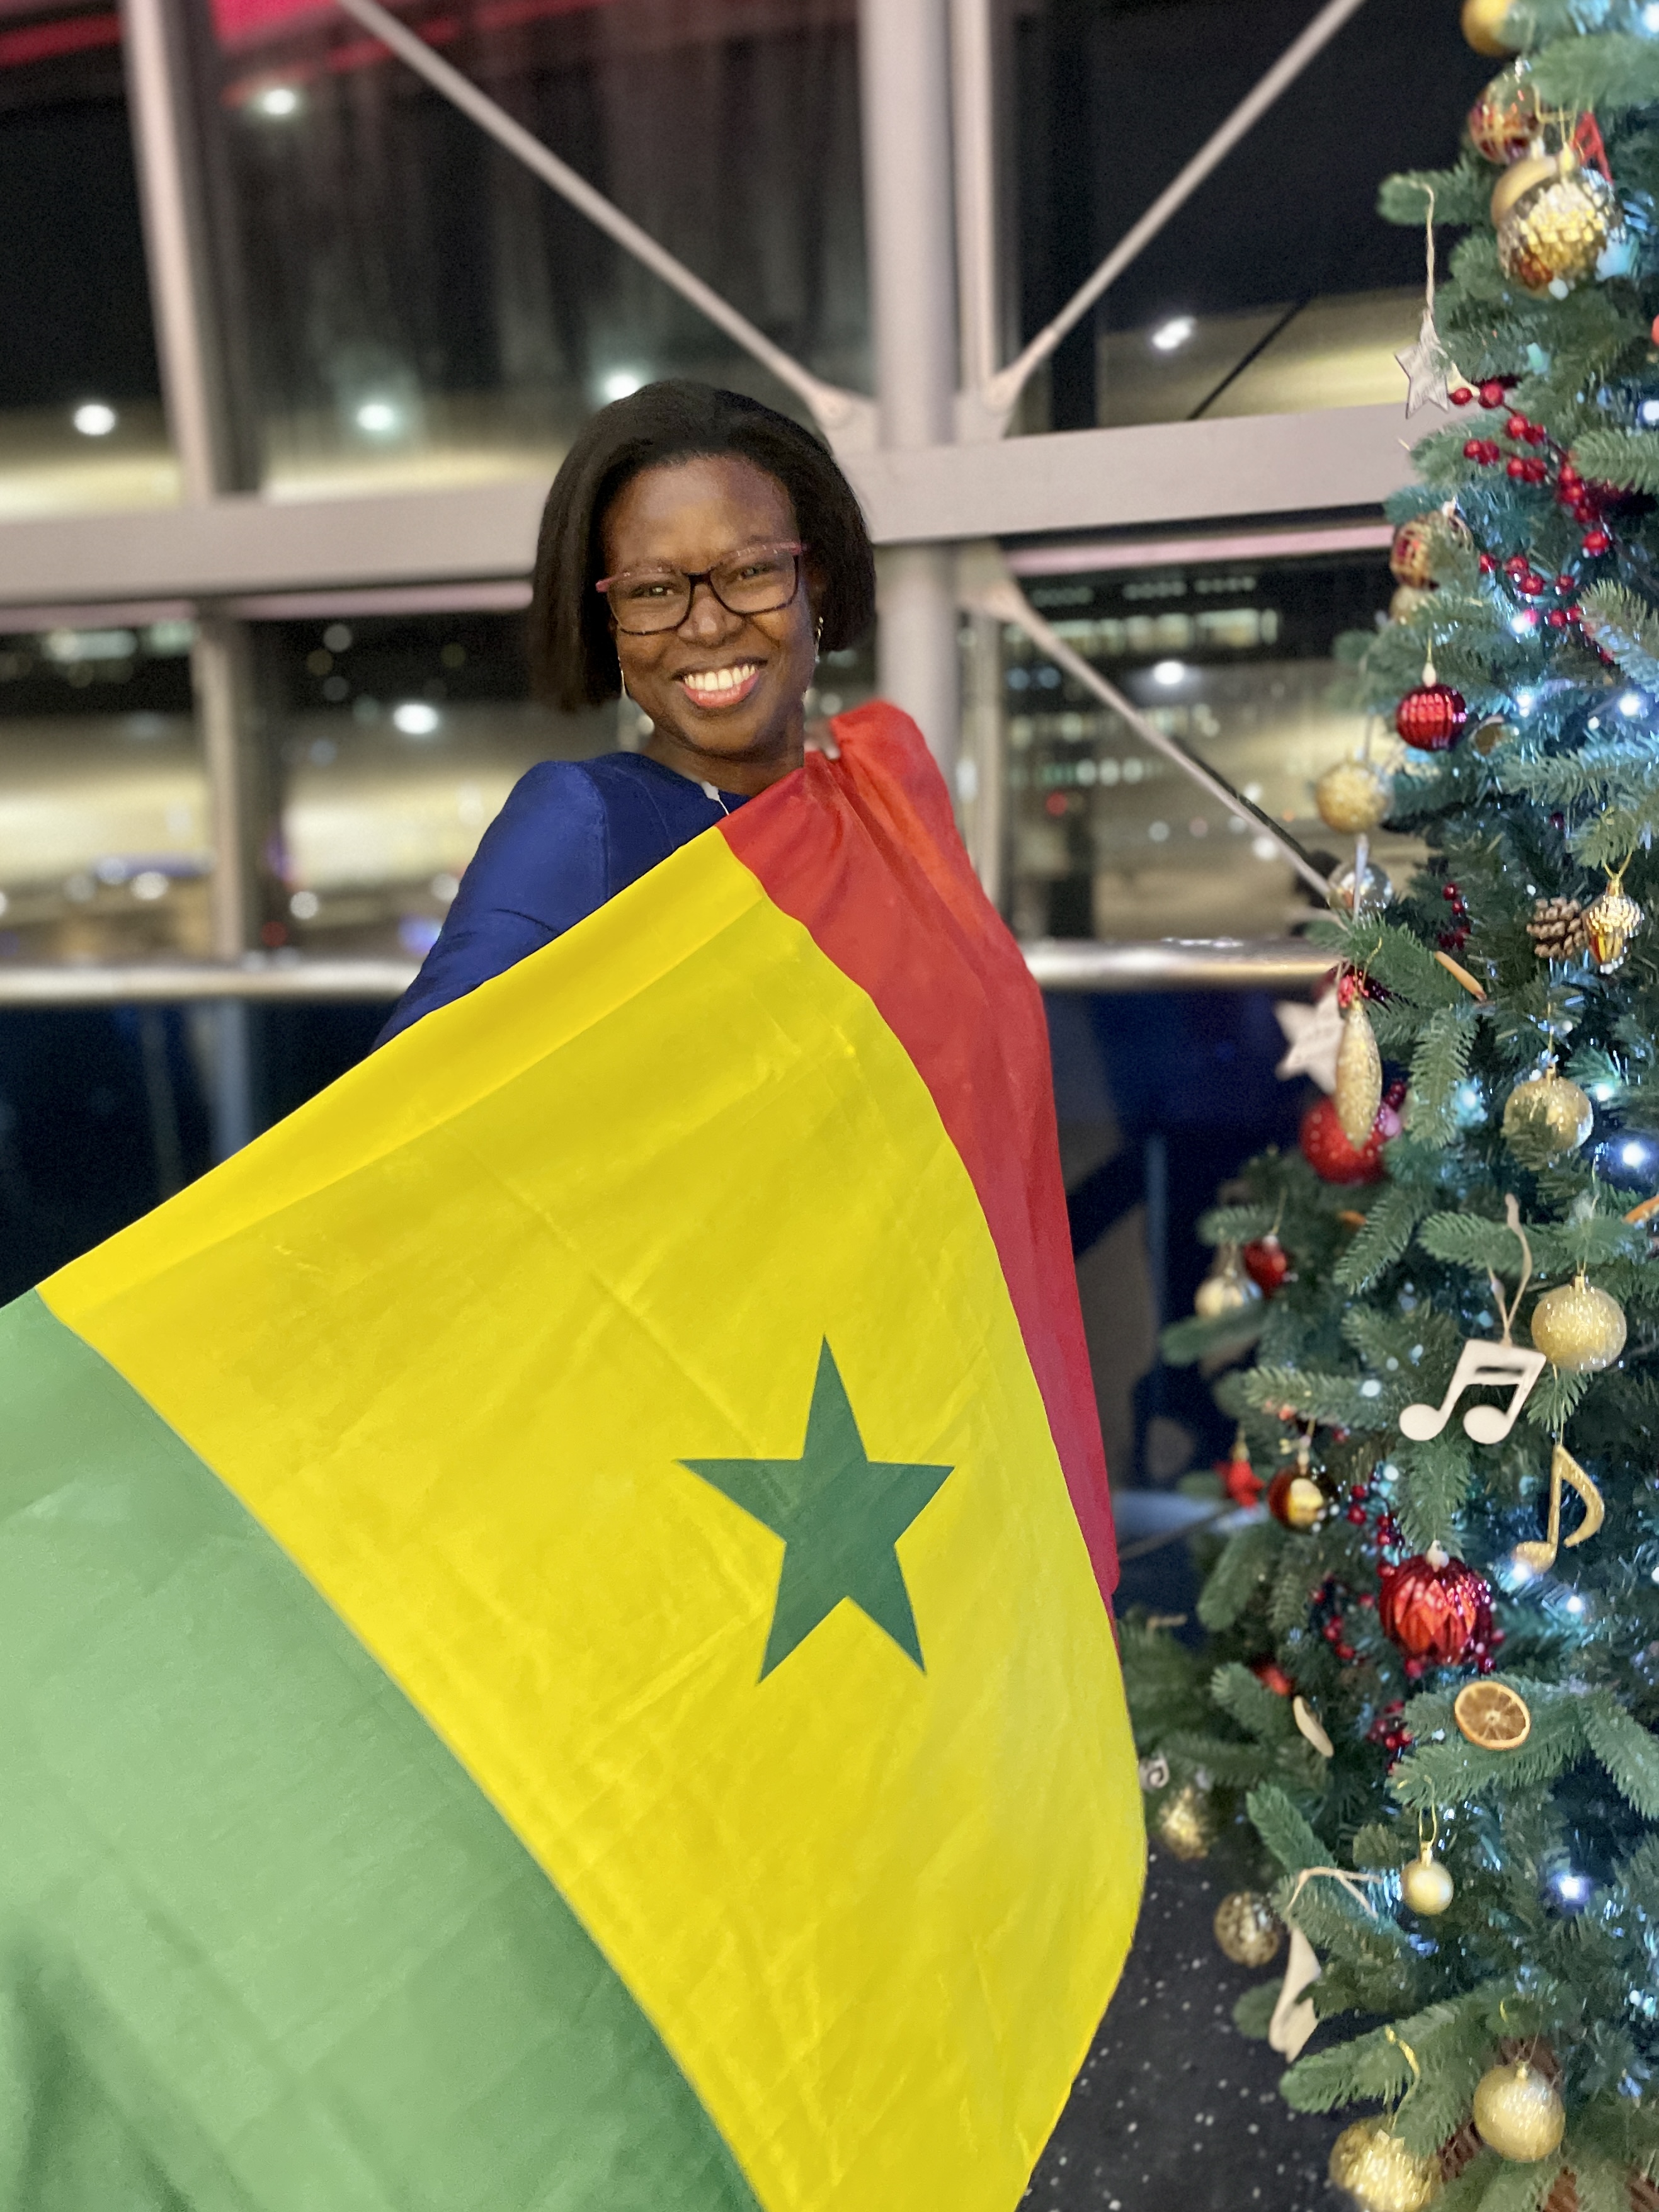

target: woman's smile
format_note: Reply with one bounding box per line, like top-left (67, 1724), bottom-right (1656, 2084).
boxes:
top-left (678, 660), bottom-right (763, 709)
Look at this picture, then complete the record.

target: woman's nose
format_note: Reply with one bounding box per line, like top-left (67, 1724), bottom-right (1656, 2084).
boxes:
top-left (680, 579), bottom-right (736, 639)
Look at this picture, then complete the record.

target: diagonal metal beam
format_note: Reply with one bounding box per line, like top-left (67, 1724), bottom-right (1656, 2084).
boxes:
top-left (331, 0), bottom-right (876, 453)
top-left (962, 0), bottom-right (1372, 436)
top-left (957, 552), bottom-right (1333, 903)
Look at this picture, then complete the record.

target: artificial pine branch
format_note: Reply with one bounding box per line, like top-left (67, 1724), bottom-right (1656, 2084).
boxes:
top-left (1119, 69), bottom-right (1659, 2124)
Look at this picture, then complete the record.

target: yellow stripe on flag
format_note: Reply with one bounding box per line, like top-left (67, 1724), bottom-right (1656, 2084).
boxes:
top-left (46, 828), bottom-right (1142, 2211)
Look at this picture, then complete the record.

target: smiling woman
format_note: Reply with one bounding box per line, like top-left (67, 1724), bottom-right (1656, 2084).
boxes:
top-left (378, 381), bottom-right (875, 1044)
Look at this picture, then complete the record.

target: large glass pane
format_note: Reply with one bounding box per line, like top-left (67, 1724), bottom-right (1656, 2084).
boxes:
top-left (251, 599), bottom-right (876, 954)
top-left (0, 617), bottom-right (204, 955)
top-left (203, 0), bottom-right (865, 494)
top-left (0, 9), bottom-right (173, 512)
top-left (1002, 539), bottom-right (1422, 940)
top-left (1012, 0), bottom-right (1495, 431)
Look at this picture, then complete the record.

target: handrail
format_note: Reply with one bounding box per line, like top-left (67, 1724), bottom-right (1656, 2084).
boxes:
top-left (0, 941), bottom-right (1330, 1007)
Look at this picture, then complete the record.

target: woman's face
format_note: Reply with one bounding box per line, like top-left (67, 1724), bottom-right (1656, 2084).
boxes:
top-left (600, 453), bottom-right (819, 790)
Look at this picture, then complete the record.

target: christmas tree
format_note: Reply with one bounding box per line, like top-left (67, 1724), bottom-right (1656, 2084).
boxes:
top-left (1119, 8), bottom-right (1659, 2208)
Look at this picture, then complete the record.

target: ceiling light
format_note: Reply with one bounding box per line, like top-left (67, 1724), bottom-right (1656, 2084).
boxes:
top-left (392, 700), bottom-right (440, 736)
top-left (72, 401), bottom-right (117, 437)
top-left (355, 398), bottom-right (402, 436)
top-left (1151, 659), bottom-right (1187, 687)
top-left (602, 370), bottom-right (645, 402)
top-left (1150, 316), bottom-right (1196, 354)
top-left (252, 84), bottom-right (300, 117)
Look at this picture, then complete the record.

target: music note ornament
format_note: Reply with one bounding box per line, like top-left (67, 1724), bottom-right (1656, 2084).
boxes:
top-left (1398, 1339), bottom-right (1547, 1444)
top-left (1512, 1439), bottom-right (1605, 1573)
top-left (1398, 1195), bottom-right (1544, 1446)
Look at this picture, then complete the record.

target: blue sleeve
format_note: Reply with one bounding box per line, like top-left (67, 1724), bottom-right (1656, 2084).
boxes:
top-left (375, 761), bottom-right (610, 1046)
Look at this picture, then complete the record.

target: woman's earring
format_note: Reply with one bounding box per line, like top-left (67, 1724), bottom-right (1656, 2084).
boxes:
top-left (813, 616), bottom-right (824, 658)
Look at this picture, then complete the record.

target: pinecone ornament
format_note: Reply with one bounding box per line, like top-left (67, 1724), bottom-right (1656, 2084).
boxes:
top-left (1527, 894), bottom-right (1587, 961)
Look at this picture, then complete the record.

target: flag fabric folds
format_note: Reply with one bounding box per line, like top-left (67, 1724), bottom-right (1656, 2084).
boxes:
top-left (4, 701), bottom-right (1143, 2211)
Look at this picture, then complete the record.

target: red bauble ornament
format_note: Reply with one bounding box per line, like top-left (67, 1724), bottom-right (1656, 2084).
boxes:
top-left (1253, 1658), bottom-right (1295, 1696)
top-left (1241, 1233), bottom-right (1290, 1294)
top-left (1396, 682), bottom-right (1469, 750)
top-left (1450, 384), bottom-right (1473, 405)
top-left (1219, 1451), bottom-right (1263, 1508)
top-left (1377, 1548), bottom-right (1492, 1664)
top-left (1299, 1095), bottom-right (1400, 1184)
top-left (1478, 379), bottom-right (1508, 408)
top-left (1583, 529), bottom-right (1612, 556)
top-left (1505, 455), bottom-right (1527, 479)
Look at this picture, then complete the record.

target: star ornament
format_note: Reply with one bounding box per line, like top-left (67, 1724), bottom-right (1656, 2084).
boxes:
top-left (1396, 304), bottom-right (1457, 418)
top-left (682, 1342), bottom-right (953, 1680)
top-left (1275, 993), bottom-right (1342, 1092)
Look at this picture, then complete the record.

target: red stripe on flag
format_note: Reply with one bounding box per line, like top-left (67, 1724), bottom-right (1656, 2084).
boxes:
top-left (721, 699), bottom-right (1117, 1602)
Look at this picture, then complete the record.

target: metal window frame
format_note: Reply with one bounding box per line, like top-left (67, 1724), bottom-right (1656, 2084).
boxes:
top-left (0, 0), bottom-right (1399, 1117)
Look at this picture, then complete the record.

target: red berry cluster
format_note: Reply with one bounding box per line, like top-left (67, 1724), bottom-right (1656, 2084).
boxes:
top-left (1313, 1574), bottom-right (1359, 1664)
top-left (1448, 377), bottom-right (1519, 410)
top-left (1366, 1698), bottom-right (1413, 1764)
top-left (1452, 391), bottom-right (1616, 567)
top-left (1439, 879), bottom-right (1470, 954)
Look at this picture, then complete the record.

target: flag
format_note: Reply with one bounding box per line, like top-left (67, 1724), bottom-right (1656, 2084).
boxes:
top-left (4, 700), bottom-right (1143, 2210)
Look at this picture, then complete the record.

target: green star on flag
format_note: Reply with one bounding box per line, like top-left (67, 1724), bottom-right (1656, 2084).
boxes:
top-left (683, 1341), bottom-right (954, 1679)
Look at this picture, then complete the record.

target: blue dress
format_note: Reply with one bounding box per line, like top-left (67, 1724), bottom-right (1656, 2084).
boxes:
top-left (378, 751), bottom-right (750, 1046)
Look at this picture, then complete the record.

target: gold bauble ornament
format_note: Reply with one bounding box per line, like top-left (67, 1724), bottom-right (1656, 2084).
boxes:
top-left (1154, 1781), bottom-right (1212, 1861)
top-left (1473, 2060), bottom-right (1566, 2163)
top-left (1389, 510), bottom-right (1471, 589)
top-left (1461, 0), bottom-right (1519, 53)
top-left (1471, 716), bottom-right (1518, 757)
top-left (1390, 516), bottom-right (1437, 588)
top-left (1496, 153), bottom-right (1620, 295)
top-left (1329, 2117), bottom-right (1443, 2211)
top-left (1583, 869), bottom-right (1644, 972)
top-left (1390, 583), bottom-right (1434, 624)
top-left (1277, 1473), bottom-right (1326, 1531)
top-left (1400, 1845), bottom-right (1455, 1915)
top-left (1502, 1068), bottom-right (1593, 1158)
top-left (1468, 64), bottom-right (1539, 164)
top-left (1194, 1243), bottom-right (1263, 1320)
top-left (1491, 151), bottom-right (1558, 231)
top-left (1531, 1272), bottom-right (1627, 1372)
top-left (1335, 995), bottom-right (1384, 1148)
top-left (1213, 1889), bottom-right (1283, 1967)
top-left (1318, 760), bottom-right (1392, 834)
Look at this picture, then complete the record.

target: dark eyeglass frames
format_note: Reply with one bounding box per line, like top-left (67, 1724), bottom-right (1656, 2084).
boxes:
top-left (596, 541), bottom-right (806, 636)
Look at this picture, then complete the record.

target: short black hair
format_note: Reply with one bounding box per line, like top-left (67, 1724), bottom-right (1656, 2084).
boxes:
top-left (530, 380), bottom-right (877, 712)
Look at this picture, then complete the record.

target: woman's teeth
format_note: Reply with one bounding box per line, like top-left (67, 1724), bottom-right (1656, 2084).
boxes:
top-left (681, 663), bottom-right (760, 704)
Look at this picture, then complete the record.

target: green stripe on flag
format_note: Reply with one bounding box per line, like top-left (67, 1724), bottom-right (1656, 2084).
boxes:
top-left (0, 1292), bottom-right (761, 2212)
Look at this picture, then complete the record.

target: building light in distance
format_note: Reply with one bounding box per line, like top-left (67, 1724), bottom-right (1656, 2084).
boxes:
top-left (393, 700), bottom-right (441, 736)
top-left (72, 401), bottom-right (117, 437)
top-left (1149, 316), bottom-right (1195, 354)
top-left (1151, 659), bottom-right (1187, 687)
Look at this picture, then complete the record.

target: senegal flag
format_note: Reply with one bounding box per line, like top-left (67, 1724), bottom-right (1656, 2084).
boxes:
top-left (3, 701), bottom-right (1142, 2210)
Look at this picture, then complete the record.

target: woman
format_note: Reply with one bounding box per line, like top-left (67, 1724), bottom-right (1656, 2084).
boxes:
top-left (379, 380), bottom-right (875, 1044)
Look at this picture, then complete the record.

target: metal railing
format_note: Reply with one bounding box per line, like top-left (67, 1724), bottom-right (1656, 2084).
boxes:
top-left (0, 940), bottom-right (1331, 1007)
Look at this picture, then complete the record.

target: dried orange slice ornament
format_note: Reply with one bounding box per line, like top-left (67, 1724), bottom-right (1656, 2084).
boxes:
top-left (1454, 1680), bottom-right (1532, 1750)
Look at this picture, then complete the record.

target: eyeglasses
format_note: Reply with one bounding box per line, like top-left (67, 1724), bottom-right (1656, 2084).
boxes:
top-left (596, 540), bottom-right (806, 635)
